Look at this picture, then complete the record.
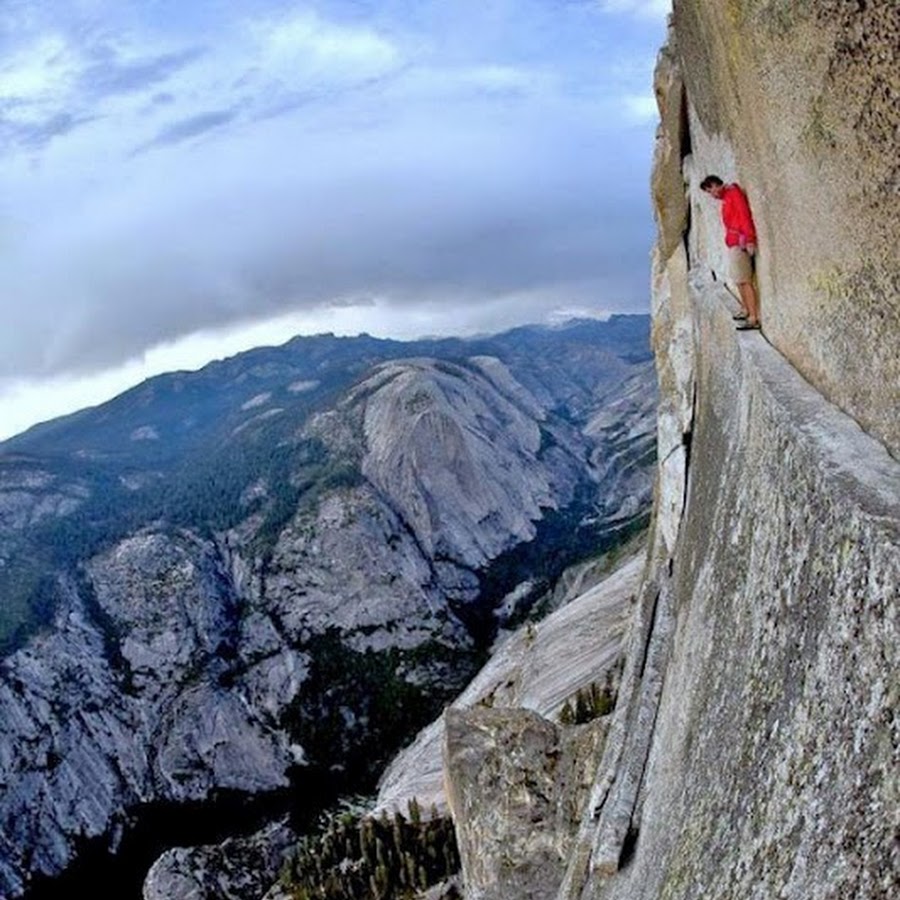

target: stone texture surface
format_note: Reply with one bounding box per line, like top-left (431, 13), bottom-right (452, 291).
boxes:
top-left (0, 560), bottom-right (294, 897)
top-left (553, 12), bottom-right (900, 898)
top-left (444, 708), bottom-right (607, 900)
top-left (672, 0), bottom-right (900, 457)
top-left (360, 358), bottom-right (555, 566)
top-left (442, 12), bottom-right (899, 900)
top-left (584, 278), bottom-right (900, 900)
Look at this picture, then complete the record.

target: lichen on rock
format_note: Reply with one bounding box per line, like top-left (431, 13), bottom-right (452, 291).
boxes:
top-left (444, 707), bottom-right (608, 900)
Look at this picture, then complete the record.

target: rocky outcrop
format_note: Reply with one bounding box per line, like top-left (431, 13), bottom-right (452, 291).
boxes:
top-left (374, 553), bottom-right (642, 820)
top-left (296, 356), bottom-right (587, 627)
top-left (359, 359), bottom-right (568, 571)
top-left (444, 709), bottom-right (606, 900)
top-left (143, 818), bottom-right (296, 900)
top-left (0, 550), bottom-right (294, 897)
top-left (673, 1), bottom-right (900, 457)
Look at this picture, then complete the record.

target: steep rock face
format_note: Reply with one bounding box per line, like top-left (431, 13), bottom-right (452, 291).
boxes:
top-left (672, 1), bottom-right (900, 456)
top-left (589, 288), bottom-right (899, 900)
top-left (309, 357), bottom-right (585, 610)
top-left (86, 532), bottom-right (299, 798)
top-left (551, 9), bottom-right (900, 900)
top-left (360, 359), bottom-right (562, 569)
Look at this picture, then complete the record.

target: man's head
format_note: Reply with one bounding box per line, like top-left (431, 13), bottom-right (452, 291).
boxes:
top-left (700, 175), bottom-right (725, 199)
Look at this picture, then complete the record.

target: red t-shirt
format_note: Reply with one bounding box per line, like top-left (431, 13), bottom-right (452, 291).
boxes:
top-left (721, 184), bottom-right (757, 248)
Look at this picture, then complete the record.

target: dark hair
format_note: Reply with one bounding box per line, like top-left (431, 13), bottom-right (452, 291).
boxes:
top-left (700, 175), bottom-right (724, 190)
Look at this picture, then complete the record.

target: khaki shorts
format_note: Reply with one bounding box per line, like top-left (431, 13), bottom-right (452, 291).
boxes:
top-left (728, 246), bottom-right (754, 283)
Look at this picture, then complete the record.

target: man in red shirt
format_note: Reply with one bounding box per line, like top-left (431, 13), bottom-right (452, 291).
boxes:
top-left (700, 175), bottom-right (760, 330)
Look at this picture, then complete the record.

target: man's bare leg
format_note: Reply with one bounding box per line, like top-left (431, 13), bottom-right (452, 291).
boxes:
top-left (738, 281), bottom-right (759, 326)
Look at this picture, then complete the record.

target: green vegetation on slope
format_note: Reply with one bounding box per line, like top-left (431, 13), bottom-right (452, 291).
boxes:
top-left (281, 799), bottom-right (460, 900)
top-left (283, 631), bottom-right (474, 794)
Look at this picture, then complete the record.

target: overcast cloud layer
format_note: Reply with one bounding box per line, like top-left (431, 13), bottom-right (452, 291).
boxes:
top-left (0, 0), bottom-right (668, 438)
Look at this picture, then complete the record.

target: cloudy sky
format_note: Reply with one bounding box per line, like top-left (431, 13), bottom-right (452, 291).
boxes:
top-left (0, 0), bottom-right (668, 440)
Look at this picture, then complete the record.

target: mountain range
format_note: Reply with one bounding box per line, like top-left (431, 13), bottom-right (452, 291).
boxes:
top-left (0, 315), bottom-right (656, 898)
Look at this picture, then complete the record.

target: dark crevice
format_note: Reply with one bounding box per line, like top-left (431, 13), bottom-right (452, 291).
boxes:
top-left (679, 83), bottom-right (693, 159)
top-left (682, 206), bottom-right (693, 268)
top-left (682, 428), bottom-right (693, 471)
top-left (681, 380), bottom-right (697, 520)
top-left (624, 588), bottom-right (675, 876)
top-left (636, 589), bottom-right (662, 681)
top-left (619, 825), bottom-right (640, 869)
top-left (679, 81), bottom-right (693, 268)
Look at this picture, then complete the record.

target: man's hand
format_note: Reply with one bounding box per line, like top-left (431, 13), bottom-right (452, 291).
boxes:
top-left (746, 243), bottom-right (756, 257)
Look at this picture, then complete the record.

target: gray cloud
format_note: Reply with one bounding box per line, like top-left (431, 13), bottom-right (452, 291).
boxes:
top-left (0, 109), bottom-right (98, 152)
top-left (80, 45), bottom-right (206, 99)
top-left (136, 108), bottom-right (239, 152)
top-left (2, 103), bottom-right (654, 380)
top-left (326, 295), bottom-right (377, 309)
top-left (0, 0), bottom-right (665, 385)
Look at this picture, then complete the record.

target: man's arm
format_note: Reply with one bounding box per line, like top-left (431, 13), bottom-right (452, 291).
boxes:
top-left (734, 187), bottom-right (758, 249)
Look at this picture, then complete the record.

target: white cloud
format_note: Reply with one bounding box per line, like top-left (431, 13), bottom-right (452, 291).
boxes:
top-left (386, 62), bottom-right (553, 105)
top-left (250, 10), bottom-right (400, 83)
top-left (0, 34), bottom-right (79, 112)
top-left (623, 93), bottom-right (659, 122)
top-left (456, 64), bottom-right (538, 92)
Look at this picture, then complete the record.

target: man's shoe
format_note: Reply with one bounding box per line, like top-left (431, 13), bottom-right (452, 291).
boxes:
top-left (736, 321), bottom-right (760, 331)
top-left (732, 313), bottom-right (748, 320)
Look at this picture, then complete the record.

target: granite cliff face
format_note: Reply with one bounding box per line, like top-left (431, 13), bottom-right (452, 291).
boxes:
top-left (0, 320), bottom-right (656, 898)
top-left (443, 4), bottom-right (899, 899)
top-left (668, 0), bottom-right (899, 458)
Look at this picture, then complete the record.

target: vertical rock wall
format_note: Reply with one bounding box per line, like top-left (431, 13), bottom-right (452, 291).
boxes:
top-left (561, 3), bottom-right (900, 899)
top-left (672, 1), bottom-right (900, 458)
top-left (585, 282), bottom-right (900, 900)
top-left (550, 4), bottom-right (900, 900)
